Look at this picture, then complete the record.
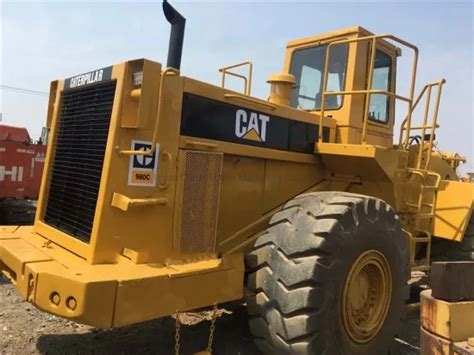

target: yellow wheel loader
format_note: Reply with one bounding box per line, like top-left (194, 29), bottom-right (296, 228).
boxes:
top-left (1, 1), bottom-right (472, 353)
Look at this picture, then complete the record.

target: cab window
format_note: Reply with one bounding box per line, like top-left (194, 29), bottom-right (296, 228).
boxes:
top-left (368, 50), bottom-right (392, 123)
top-left (290, 44), bottom-right (348, 111)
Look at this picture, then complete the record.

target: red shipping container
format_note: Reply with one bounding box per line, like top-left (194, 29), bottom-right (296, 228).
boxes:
top-left (0, 124), bottom-right (46, 200)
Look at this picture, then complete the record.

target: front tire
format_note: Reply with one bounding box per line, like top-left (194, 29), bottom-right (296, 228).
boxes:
top-left (245, 192), bottom-right (409, 354)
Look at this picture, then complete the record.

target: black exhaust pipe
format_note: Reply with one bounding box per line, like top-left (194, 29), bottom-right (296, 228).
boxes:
top-left (162, 0), bottom-right (186, 70)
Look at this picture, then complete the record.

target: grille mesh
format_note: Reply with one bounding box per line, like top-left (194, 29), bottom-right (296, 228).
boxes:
top-left (44, 81), bottom-right (116, 242)
top-left (181, 151), bottom-right (223, 253)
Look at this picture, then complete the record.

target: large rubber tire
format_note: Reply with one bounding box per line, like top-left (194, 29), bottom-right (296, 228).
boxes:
top-left (245, 192), bottom-right (410, 354)
top-left (431, 212), bottom-right (474, 261)
top-left (0, 200), bottom-right (36, 225)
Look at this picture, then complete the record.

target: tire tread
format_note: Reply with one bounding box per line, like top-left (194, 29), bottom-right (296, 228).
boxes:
top-left (245, 192), bottom-right (409, 354)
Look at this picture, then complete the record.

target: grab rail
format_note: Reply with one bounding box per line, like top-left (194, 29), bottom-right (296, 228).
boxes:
top-left (118, 67), bottom-right (179, 156)
top-left (219, 61), bottom-right (253, 96)
top-left (399, 79), bottom-right (446, 169)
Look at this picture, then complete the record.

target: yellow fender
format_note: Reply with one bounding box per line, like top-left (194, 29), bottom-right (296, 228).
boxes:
top-left (433, 180), bottom-right (474, 241)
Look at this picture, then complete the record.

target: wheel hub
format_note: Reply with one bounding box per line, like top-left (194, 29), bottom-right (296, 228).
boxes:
top-left (342, 250), bottom-right (392, 343)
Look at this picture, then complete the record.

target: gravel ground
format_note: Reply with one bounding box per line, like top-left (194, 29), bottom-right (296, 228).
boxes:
top-left (0, 275), bottom-right (420, 354)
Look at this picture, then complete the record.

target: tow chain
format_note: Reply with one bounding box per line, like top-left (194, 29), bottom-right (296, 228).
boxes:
top-left (175, 309), bottom-right (181, 355)
top-left (174, 304), bottom-right (219, 355)
top-left (207, 303), bottom-right (218, 354)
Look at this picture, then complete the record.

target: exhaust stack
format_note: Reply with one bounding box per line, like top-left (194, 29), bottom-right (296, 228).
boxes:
top-left (162, 0), bottom-right (186, 70)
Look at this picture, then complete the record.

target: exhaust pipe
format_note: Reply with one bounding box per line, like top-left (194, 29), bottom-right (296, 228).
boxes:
top-left (162, 0), bottom-right (186, 70)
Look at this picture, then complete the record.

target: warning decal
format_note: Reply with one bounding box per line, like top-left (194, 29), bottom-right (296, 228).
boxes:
top-left (128, 140), bottom-right (159, 187)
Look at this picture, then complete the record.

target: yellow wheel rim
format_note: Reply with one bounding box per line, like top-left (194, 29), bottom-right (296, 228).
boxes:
top-left (342, 250), bottom-right (392, 343)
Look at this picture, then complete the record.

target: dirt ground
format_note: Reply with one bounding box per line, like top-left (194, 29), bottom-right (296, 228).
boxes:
top-left (0, 275), bottom-right (421, 355)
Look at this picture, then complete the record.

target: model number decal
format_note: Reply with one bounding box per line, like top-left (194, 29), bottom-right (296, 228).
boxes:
top-left (127, 140), bottom-right (159, 187)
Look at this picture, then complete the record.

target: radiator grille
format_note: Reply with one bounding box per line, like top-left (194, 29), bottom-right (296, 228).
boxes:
top-left (180, 151), bottom-right (223, 253)
top-left (44, 81), bottom-right (116, 243)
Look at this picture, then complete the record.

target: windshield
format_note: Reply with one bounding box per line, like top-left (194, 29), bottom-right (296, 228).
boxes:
top-left (290, 44), bottom-right (349, 111)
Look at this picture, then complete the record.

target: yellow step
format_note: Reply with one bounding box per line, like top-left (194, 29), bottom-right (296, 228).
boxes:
top-left (418, 213), bottom-right (434, 219)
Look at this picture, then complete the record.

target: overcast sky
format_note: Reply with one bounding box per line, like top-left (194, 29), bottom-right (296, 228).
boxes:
top-left (1, 0), bottom-right (472, 174)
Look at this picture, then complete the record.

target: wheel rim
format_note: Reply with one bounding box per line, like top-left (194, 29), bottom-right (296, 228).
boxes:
top-left (342, 250), bottom-right (392, 343)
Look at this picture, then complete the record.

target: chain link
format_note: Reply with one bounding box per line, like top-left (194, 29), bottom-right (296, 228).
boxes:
top-left (207, 303), bottom-right (218, 353)
top-left (175, 309), bottom-right (181, 355)
top-left (175, 304), bottom-right (218, 355)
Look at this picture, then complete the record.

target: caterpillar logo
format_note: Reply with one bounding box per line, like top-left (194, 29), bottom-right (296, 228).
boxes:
top-left (235, 109), bottom-right (270, 143)
top-left (69, 70), bottom-right (104, 89)
top-left (65, 66), bottom-right (112, 91)
top-left (128, 140), bottom-right (159, 187)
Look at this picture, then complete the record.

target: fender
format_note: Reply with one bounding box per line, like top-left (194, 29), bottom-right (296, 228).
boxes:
top-left (433, 179), bottom-right (473, 241)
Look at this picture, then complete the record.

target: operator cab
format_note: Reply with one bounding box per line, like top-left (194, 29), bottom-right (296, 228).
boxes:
top-left (284, 26), bottom-right (400, 147)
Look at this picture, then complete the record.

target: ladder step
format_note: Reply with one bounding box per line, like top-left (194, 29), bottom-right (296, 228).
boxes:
top-left (412, 237), bottom-right (431, 243)
top-left (412, 265), bottom-right (430, 272)
top-left (406, 202), bottom-right (434, 209)
top-left (414, 228), bottom-right (432, 236)
top-left (418, 214), bottom-right (434, 219)
top-left (423, 186), bottom-right (438, 191)
top-left (410, 125), bottom-right (435, 130)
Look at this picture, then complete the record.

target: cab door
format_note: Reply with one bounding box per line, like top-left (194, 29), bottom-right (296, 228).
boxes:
top-left (364, 48), bottom-right (397, 146)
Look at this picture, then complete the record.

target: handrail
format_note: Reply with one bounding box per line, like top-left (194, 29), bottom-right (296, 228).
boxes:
top-left (423, 80), bottom-right (445, 168)
top-left (222, 72), bottom-right (248, 94)
top-left (118, 67), bottom-right (180, 156)
top-left (417, 85), bottom-right (433, 168)
top-left (398, 79), bottom-right (446, 169)
top-left (398, 86), bottom-right (429, 138)
top-left (219, 61), bottom-right (253, 96)
top-left (324, 89), bottom-right (411, 102)
top-left (398, 80), bottom-right (446, 134)
top-left (318, 34), bottom-right (419, 146)
top-left (404, 124), bottom-right (439, 131)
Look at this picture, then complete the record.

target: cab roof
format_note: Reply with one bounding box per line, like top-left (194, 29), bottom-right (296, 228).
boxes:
top-left (287, 26), bottom-right (401, 56)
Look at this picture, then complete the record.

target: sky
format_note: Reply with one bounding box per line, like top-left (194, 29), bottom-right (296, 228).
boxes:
top-left (1, 0), bottom-right (473, 174)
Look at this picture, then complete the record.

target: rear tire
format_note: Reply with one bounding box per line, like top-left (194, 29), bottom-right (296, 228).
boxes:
top-left (431, 212), bottom-right (474, 261)
top-left (245, 192), bottom-right (410, 354)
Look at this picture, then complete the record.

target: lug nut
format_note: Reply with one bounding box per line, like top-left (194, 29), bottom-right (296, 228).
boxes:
top-left (66, 297), bottom-right (77, 311)
top-left (50, 292), bottom-right (60, 306)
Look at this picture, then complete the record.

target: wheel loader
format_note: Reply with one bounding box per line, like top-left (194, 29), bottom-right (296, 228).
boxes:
top-left (1, 1), bottom-right (473, 354)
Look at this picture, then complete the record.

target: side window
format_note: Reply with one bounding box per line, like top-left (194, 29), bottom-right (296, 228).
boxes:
top-left (290, 44), bottom-right (348, 111)
top-left (368, 50), bottom-right (392, 123)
